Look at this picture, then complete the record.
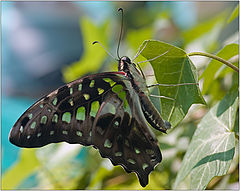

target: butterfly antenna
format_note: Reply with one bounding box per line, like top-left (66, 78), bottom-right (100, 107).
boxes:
top-left (92, 41), bottom-right (117, 61)
top-left (117, 8), bottom-right (124, 60)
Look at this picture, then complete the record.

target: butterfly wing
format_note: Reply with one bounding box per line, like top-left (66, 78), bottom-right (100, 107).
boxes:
top-left (9, 72), bottom-right (125, 147)
top-left (92, 80), bottom-right (161, 187)
top-left (9, 71), bottom-right (161, 187)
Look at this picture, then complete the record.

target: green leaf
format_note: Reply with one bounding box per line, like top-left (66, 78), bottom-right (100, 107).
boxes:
top-left (200, 43), bottom-right (239, 95)
top-left (227, 5), bottom-right (239, 23)
top-left (126, 27), bottom-right (152, 52)
top-left (140, 40), bottom-right (205, 127)
top-left (63, 18), bottom-right (109, 82)
top-left (174, 88), bottom-right (238, 189)
top-left (2, 149), bottom-right (40, 189)
top-left (88, 166), bottom-right (110, 189)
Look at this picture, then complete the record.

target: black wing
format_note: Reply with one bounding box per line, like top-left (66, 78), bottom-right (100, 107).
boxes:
top-left (92, 76), bottom-right (161, 187)
top-left (9, 72), bottom-right (125, 147)
top-left (9, 71), bottom-right (161, 187)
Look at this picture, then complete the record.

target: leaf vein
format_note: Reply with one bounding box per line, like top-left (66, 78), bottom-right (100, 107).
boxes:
top-left (168, 57), bottom-right (186, 121)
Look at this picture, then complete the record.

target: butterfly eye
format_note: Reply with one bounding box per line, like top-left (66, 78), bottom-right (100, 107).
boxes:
top-left (121, 56), bottom-right (131, 64)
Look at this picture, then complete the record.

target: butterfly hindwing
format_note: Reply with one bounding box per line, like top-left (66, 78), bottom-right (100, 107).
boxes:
top-left (92, 79), bottom-right (161, 187)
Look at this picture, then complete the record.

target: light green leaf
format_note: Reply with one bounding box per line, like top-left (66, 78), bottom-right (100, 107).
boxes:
top-left (126, 27), bottom-right (152, 52)
top-left (63, 18), bottom-right (109, 82)
top-left (174, 88), bottom-right (238, 189)
top-left (200, 43), bottom-right (239, 95)
top-left (2, 149), bottom-right (40, 189)
top-left (182, 11), bottom-right (227, 44)
top-left (140, 40), bottom-right (205, 127)
top-left (227, 5), bottom-right (239, 23)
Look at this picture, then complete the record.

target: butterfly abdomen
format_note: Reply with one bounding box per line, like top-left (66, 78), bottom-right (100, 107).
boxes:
top-left (139, 92), bottom-right (171, 133)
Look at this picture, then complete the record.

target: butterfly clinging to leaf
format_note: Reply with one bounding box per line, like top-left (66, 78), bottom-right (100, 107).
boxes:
top-left (9, 8), bottom-right (171, 187)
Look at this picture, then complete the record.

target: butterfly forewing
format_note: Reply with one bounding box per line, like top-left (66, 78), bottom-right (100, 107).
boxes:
top-left (9, 72), bottom-right (125, 147)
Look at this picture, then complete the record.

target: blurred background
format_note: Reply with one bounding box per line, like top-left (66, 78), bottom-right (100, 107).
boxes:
top-left (1, 1), bottom-right (238, 189)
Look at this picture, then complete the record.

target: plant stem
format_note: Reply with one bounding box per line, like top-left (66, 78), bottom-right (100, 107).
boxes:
top-left (188, 52), bottom-right (239, 73)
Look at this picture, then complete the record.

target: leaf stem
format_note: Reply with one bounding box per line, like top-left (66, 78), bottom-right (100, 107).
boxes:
top-left (188, 52), bottom-right (239, 73)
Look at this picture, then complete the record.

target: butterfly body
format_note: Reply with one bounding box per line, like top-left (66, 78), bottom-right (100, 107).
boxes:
top-left (9, 56), bottom-right (171, 187)
top-left (119, 56), bottom-right (170, 133)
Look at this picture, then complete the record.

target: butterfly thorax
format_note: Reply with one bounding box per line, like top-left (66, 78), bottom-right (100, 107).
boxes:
top-left (118, 56), bottom-right (171, 133)
top-left (118, 56), bottom-right (148, 94)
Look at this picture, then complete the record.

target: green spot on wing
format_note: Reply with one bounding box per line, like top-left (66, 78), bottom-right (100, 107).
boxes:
top-left (115, 152), bottom-right (122, 157)
top-left (83, 94), bottom-right (90, 100)
top-left (28, 113), bottom-right (33, 119)
top-left (104, 139), bottom-right (112, 148)
top-left (90, 80), bottom-right (95, 88)
top-left (52, 114), bottom-right (58, 123)
top-left (30, 122), bottom-right (36, 129)
top-left (62, 130), bottom-right (68, 135)
top-left (40, 116), bottom-right (47, 125)
top-left (20, 126), bottom-right (23, 133)
top-left (70, 87), bottom-right (73, 95)
top-left (112, 84), bottom-right (123, 94)
top-left (52, 98), bottom-right (58, 106)
top-left (76, 107), bottom-right (85, 121)
top-left (78, 84), bottom-right (82, 91)
top-left (97, 88), bottom-right (104, 95)
top-left (114, 120), bottom-right (119, 126)
top-left (135, 148), bottom-right (141, 154)
top-left (112, 84), bottom-right (127, 101)
top-left (142, 163), bottom-right (149, 170)
top-left (118, 90), bottom-right (126, 100)
top-left (76, 131), bottom-right (82, 137)
top-left (90, 101), bottom-right (100, 117)
top-left (68, 98), bottom-right (74, 106)
top-left (62, 112), bottom-right (71, 124)
top-left (103, 78), bottom-right (116, 87)
top-left (127, 159), bottom-right (136, 164)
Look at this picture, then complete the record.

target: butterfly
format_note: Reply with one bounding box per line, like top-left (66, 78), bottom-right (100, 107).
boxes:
top-left (9, 8), bottom-right (171, 187)
top-left (9, 55), bottom-right (171, 187)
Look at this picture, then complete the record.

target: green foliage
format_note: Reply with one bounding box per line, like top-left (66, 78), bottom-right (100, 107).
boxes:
top-left (201, 43), bottom-right (239, 98)
top-left (2, 149), bottom-right (40, 189)
top-left (5, 3), bottom-right (239, 190)
top-left (126, 27), bottom-right (152, 52)
top-left (182, 11), bottom-right (228, 45)
top-left (228, 4), bottom-right (239, 23)
top-left (62, 18), bottom-right (110, 83)
top-left (174, 88), bottom-right (238, 189)
top-left (140, 40), bottom-right (205, 127)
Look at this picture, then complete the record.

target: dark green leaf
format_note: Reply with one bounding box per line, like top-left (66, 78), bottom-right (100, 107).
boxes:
top-left (140, 40), bottom-right (205, 127)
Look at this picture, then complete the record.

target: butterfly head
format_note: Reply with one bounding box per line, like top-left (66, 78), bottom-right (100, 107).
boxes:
top-left (118, 56), bottom-right (131, 72)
